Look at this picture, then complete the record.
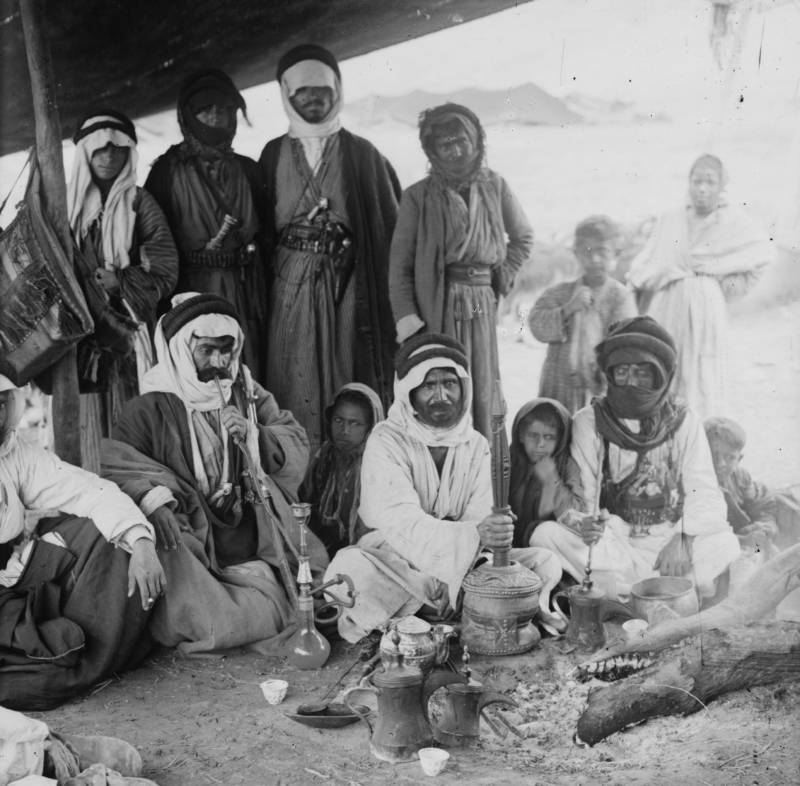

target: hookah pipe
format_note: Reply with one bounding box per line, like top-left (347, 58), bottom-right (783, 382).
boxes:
top-left (581, 468), bottom-right (605, 592)
top-left (213, 376), bottom-right (355, 667)
top-left (213, 375), bottom-right (298, 604)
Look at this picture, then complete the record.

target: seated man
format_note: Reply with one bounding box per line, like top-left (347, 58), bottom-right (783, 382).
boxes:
top-left (102, 292), bottom-right (328, 654)
top-left (0, 375), bottom-right (165, 710)
top-left (299, 383), bottom-right (384, 560)
top-left (325, 334), bottom-right (563, 642)
top-left (531, 316), bottom-right (739, 600)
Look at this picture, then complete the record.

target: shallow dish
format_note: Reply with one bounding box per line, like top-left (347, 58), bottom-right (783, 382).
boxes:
top-left (285, 702), bottom-right (371, 729)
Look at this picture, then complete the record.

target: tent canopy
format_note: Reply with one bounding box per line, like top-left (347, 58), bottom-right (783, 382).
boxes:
top-left (0, 0), bottom-right (527, 156)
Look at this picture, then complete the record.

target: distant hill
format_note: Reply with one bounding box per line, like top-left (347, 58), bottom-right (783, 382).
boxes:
top-left (345, 83), bottom-right (582, 127)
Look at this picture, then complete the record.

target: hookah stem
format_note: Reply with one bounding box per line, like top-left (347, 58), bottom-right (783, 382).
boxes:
top-left (213, 376), bottom-right (299, 606)
top-left (583, 464), bottom-right (604, 589)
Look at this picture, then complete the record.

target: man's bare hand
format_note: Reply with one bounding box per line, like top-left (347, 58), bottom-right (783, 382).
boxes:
top-left (220, 406), bottom-right (248, 441)
top-left (578, 509), bottom-right (608, 546)
top-left (127, 538), bottom-right (166, 611)
top-left (94, 267), bottom-right (120, 295)
top-left (739, 520), bottom-right (778, 550)
top-left (478, 512), bottom-right (514, 550)
top-left (654, 533), bottom-right (693, 577)
top-left (147, 505), bottom-right (184, 551)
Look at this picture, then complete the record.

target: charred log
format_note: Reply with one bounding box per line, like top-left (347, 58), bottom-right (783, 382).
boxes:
top-left (576, 621), bottom-right (800, 746)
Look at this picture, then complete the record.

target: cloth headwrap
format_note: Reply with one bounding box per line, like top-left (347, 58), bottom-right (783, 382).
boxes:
top-left (419, 103), bottom-right (485, 189)
top-left (324, 382), bottom-right (385, 443)
top-left (142, 293), bottom-right (260, 497)
top-left (509, 397), bottom-right (572, 542)
top-left (178, 69), bottom-right (246, 151)
top-left (395, 332), bottom-right (469, 380)
top-left (704, 416), bottom-right (746, 451)
top-left (142, 292), bottom-right (243, 411)
top-left (277, 45), bottom-right (342, 172)
top-left (593, 316), bottom-right (686, 450)
top-left (67, 111), bottom-right (139, 270)
top-left (388, 334), bottom-right (473, 448)
top-left (314, 383), bottom-right (385, 546)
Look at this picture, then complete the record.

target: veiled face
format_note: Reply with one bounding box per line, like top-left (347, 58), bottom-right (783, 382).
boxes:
top-left (411, 368), bottom-right (463, 428)
top-left (90, 143), bottom-right (129, 183)
top-left (290, 86), bottom-right (334, 123)
top-left (689, 164), bottom-right (723, 216)
top-left (194, 104), bottom-right (233, 128)
top-left (191, 335), bottom-right (235, 382)
top-left (611, 362), bottom-right (656, 390)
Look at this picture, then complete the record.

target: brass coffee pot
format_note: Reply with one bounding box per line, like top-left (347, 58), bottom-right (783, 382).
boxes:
top-left (343, 628), bottom-right (466, 763)
top-left (433, 646), bottom-right (518, 747)
top-left (558, 583), bottom-right (634, 651)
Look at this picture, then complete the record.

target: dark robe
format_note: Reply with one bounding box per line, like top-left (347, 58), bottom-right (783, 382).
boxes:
top-left (259, 129), bottom-right (401, 414)
top-left (145, 148), bottom-right (268, 382)
top-left (0, 514), bottom-right (152, 711)
top-left (509, 397), bottom-right (584, 547)
top-left (103, 383), bottom-right (329, 653)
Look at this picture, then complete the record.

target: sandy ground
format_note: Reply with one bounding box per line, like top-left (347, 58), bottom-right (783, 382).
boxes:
top-left (30, 631), bottom-right (800, 786)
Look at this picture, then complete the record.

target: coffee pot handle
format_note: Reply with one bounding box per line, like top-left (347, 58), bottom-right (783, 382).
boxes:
top-left (478, 691), bottom-right (518, 713)
top-left (342, 682), bottom-right (378, 735)
top-left (600, 599), bottom-right (636, 623)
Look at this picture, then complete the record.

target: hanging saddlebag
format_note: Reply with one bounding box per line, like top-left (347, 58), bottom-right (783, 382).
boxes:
top-left (0, 158), bottom-right (93, 385)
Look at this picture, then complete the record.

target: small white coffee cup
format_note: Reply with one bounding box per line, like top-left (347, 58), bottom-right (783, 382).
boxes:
top-left (418, 747), bottom-right (449, 777)
top-left (260, 678), bottom-right (288, 705)
top-left (622, 618), bottom-right (649, 637)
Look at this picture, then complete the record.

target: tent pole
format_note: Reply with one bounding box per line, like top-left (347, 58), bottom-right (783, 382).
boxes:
top-left (18, 0), bottom-right (99, 471)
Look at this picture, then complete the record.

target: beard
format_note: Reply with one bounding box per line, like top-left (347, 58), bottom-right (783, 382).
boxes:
top-left (197, 368), bottom-right (232, 383)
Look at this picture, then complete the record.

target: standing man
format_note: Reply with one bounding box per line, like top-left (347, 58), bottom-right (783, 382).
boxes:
top-left (67, 109), bottom-right (178, 432)
top-left (389, 103), bottom-right (533, 440)
top-left (259, 44), bottom-right (401, 451)
top-left (146, 69), bottom-right (268, 381)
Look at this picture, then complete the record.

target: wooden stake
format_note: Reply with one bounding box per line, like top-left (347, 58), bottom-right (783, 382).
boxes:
top-left (18, 0), bottom-right (99, 470)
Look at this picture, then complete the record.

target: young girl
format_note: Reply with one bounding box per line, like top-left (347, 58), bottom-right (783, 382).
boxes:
top-left (510, 398), bottom-right (584, 548)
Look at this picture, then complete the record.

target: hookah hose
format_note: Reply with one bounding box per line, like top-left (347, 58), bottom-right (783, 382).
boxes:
top-left (213, 376), bottom-right (299, 607)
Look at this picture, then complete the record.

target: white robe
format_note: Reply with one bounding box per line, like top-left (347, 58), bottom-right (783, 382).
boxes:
top-left (325, 418), bottom-right (560, 642)
top-left (531, 405), bottom-right (740, 598)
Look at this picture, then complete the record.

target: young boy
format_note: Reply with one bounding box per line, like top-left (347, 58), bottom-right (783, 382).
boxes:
top-left (528, 215), bottom-right (636, 412)
top-left (509, 398), bottom-right (584, 548)
top-left (704, 416), bottom-right (778, 552)
top-left (299, 383), bottom-right (384, 559)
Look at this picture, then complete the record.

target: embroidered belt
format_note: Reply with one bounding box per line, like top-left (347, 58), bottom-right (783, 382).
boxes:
top-left (188, 245), bottom-right (255, 269)
top-left (279, 222), bottom-right (351, 256)
top-left (446, 264), bottom-right (493, 286)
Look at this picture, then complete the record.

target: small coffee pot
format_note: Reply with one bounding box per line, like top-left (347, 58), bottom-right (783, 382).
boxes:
top-left (434, 646), bottom-right (518, 747)
top-left (343, 627), bottom-right (465, 762)
top-left (557, 584), bottom-right (634, 652)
